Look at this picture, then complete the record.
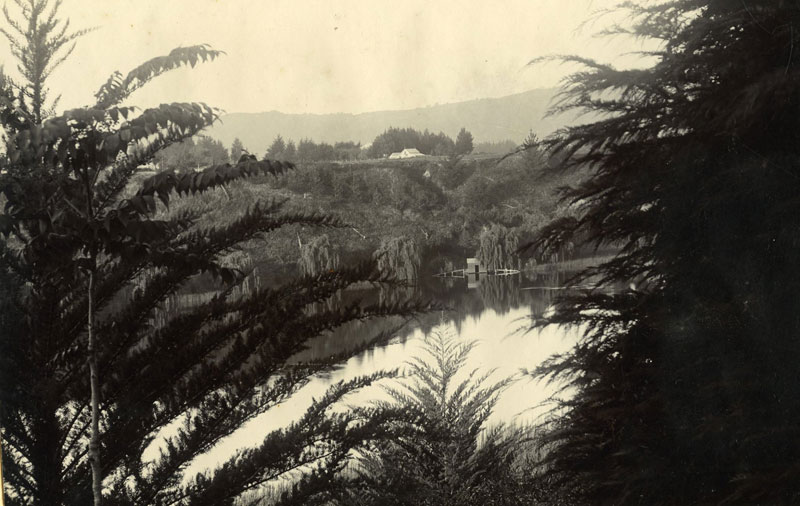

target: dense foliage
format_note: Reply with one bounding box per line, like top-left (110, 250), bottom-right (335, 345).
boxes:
top-left (454, 127), bottom-right (474, 155)
top-left (229, 137), bottom-right (246, 163)
top-left (473, 140), bottom-right (517, 155)
top-left (266, 135), bottom-right (362, 162)
top-left (255, 128), bottom-right (481, 162)
top-left (531, 1), bottom-right (800, 504)
top-left (367, 127), bottom-right (462, 158)
top-left (148, 133), bottom-right (577, 280)
top-left (246, 143), bottom-right (588, 279)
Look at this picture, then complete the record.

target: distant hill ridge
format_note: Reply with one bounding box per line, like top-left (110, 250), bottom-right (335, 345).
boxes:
top-left (206, 87), bottom-right (576, 152)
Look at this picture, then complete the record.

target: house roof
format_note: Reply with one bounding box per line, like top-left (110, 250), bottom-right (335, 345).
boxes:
top-left (388, 148), bottom-right (424, 158)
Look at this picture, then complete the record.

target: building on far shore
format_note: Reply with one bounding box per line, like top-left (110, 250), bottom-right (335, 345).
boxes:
top-left (388, 148), bottom-right (424, 159)
top-left (466, 257), bottom-right (484, 274)
top-left (136, 162), bottom-right (157, 172)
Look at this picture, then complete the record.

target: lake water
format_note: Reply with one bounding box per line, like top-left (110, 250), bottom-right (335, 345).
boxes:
top-left (173, 269), bottom-right (584, 476)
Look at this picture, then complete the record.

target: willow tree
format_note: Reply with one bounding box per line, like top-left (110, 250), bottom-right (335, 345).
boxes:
top-left (531, 1), bottom-right (800, 504)
top-left (476, 224), bottom-right (519, 270)
top-left (0, 38), bottom-right (426, 506)
top-left (299, 234), bottom-right (340, 276)
top-left (374, 237), bottom-right (420, 280)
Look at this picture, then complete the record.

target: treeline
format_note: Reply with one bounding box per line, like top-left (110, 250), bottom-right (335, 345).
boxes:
top-left (265, 135), bottom-right (364, 162)
top-left (255, 126), bottom-right (478, 162)
top-left (366, 126), bottom-right (474, 158)
top-left (159, 129), bottom-right (511, 168)
top-left (474, 139), bottom-right (517, 155)
top-left (153, 136), bottom-right (230, 171)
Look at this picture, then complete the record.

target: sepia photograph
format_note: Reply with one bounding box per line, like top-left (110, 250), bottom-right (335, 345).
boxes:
top-left (1, 1), bottom-right (798, 504)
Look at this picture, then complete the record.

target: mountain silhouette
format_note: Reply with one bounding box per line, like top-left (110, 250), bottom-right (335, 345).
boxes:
top-left (205, 87), bottom-right (581, 152)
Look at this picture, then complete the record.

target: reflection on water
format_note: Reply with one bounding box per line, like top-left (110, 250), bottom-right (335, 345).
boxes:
top-left (298, 270), bottom-right (572, 360)
top-left (179, 269), bottom-right (585, 475)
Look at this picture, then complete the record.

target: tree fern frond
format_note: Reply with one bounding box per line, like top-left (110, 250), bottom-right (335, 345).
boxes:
top-left (94, 45), bottom-right (224, 109)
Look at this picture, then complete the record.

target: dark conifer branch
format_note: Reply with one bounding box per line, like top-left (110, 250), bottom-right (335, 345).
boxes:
top-left (525, 2), bottom-right (800, 504)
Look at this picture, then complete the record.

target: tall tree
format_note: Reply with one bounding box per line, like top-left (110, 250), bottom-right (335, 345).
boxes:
top-left (296, 137), bottom-right (316, 162)
top-left (454, 127), bottom-right (473, 155)
top-left (283, 139), bottom-right (297, 161)
top-left (229, 137), bottom-right (245, 163)
top-left (530, 1), bottom-right (800, 504)
top-left (266, 134), bottom-right (286, 160)
top-left (196, 136), bottom-right (229, 166)
top-left (0, 39), bottom-right (427, 506)
top-left (521, 130), bottom-right (545, 167)
top-left (0, 0), bottom-right (92, 123)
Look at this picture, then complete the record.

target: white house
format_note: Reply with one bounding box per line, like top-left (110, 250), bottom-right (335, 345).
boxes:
top-left (388, 148), bottom-right (424, 159)
top-left (136, 162), bottom-right (157, 172)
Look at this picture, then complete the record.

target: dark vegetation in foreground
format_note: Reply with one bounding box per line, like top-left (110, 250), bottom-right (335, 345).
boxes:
top-left (0, 1), bottom-right (431, 504)
top-left (528, 1), bottom-right (800, 504)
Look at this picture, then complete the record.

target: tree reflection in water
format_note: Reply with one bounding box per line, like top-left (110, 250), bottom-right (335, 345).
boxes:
top-left (121, 266), bottom-right (585, 366)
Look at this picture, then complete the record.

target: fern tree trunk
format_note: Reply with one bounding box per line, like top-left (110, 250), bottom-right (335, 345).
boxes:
top-left (87, 265), bottom-right (102, 505)
top-left (85, 176), bottom-right (102, 505)
top-left (0, 436), bottom-right (5, 506)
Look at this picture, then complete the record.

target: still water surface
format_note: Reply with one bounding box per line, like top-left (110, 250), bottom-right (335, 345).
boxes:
top-left (178, 269), bottom-right (583, 475)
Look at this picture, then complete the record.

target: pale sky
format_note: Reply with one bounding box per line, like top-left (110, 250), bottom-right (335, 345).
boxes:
top-left (1, 0), bottom-right (647, 115)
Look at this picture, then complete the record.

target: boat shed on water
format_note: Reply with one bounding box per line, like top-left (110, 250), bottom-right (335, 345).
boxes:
top-left (466, 257), bottom-right (484, 274)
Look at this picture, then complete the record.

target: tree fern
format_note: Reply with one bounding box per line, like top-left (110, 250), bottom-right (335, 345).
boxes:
top-left (0, 11), bottom-right (431, 506)
top-left (340, 328), bottom-right (530, 506)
